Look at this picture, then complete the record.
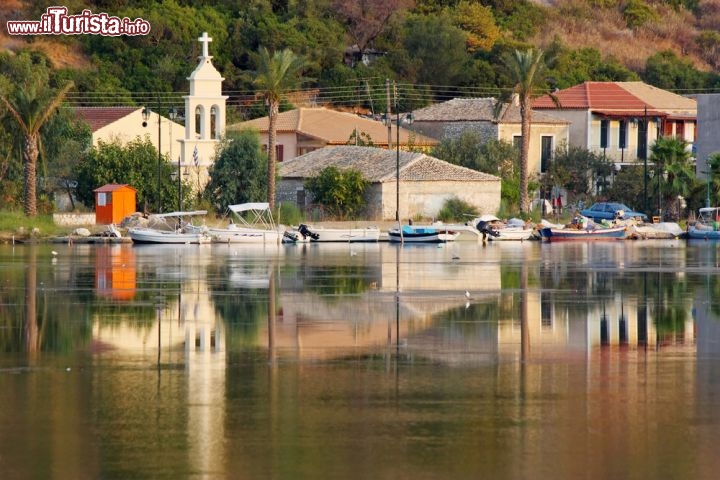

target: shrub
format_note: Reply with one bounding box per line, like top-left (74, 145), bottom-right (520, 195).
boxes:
top-left (437, 197), bottom-right (478, 223)
top-left (305, 166), bottom-right (368, 220)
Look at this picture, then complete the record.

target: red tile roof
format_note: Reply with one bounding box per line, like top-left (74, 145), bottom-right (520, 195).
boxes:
top-left (533, 82), bottom-right (647, 110)
top-left (93, 183), bottom-right (135, 193)
top-left (74, 107), bottom-right (139, 132)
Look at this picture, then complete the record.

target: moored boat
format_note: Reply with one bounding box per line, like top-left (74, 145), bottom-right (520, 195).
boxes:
top-left (127, 210), bottom-right (211, 244)
top-left (686, 207), bottom-right (720, 240)
top-left (295, 223), bottom-right (381, 242)
top-left (204, 203), bottom-right (292, 244)
top-left (388, 224), bottom-right (460, 243)
top-left (538, 225), bottom-right (627, 242)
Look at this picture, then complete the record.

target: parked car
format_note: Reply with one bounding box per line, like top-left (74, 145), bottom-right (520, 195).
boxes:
top-left (580, 202), bottom-right (648, 222)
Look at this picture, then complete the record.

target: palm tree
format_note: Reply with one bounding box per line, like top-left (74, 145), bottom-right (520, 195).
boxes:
top-left (649, 136), bottom-right (694, 219)
top-left (1, 79), bottom-right (74, 216)
top-left (253, 47), bottom-right (306, 211)
top-left (502, 48), bottom-right (553, 215)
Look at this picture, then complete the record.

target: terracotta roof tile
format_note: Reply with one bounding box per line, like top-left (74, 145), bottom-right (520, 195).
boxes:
top-left (533, 82), bottom-right (647, 110)
top-left (279, 146), bottom-right (499, 183)
top-left (230, 107), bottom-right (438, 146)
top-left (73, 107), bottom-right (139, 132)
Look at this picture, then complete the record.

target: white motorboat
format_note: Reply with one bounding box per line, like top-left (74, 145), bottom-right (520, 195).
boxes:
top-left (206, 202), bottom-right (293, 244)
top-left (128, 211), bottom-right (211, 244)
top-left (468, 216), bottom-right (538, 241)
top-left (294, 223), bottom-right (381, 242)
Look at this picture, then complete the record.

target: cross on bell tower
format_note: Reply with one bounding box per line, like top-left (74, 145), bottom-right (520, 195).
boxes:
top-left (198, 32), bottom-right (212, 58)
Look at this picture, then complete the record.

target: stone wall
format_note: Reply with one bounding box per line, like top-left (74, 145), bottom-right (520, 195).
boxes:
top-left (52, 213), bottom-right (96, 226)
top-left (279, 178), bottom-right (501, 221)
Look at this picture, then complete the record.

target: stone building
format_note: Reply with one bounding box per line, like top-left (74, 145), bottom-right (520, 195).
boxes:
top-left (409, 97), bottom-right (570, 175)
top-left (277, 146), bottom-right (501, 221)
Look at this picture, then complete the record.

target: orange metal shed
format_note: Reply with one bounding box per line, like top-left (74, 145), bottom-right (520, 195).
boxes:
top-left (94, 184), bottom-right (137, 225)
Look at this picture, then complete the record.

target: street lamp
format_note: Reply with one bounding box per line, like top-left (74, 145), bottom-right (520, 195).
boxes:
top-left (142, 104), bottom-right (162, 213)
top-left (659, 170), bottom-right (668, 220)
top-left (168, 107), bottom-right (180, 211)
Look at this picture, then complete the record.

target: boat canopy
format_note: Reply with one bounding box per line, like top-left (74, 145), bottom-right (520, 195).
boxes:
top-left (698, 207), bottom-right (720, 222)
top-left (228, 203), bottom-right (270, 214)
top-left (152, 210), bottom-right (208, 218)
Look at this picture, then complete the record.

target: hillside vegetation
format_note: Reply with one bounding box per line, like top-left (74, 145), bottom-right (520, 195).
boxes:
top-left (1, 0), bottom-right (717, 113)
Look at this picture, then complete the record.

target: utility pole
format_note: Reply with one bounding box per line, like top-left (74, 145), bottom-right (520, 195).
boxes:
top-left (386, 79), bottom-right (392, 150)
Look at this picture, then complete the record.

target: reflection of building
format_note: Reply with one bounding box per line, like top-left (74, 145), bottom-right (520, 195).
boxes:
top-left (90, 243), bottom-right (226, 475)
top-left (94, 245), bottom-right (136, 300)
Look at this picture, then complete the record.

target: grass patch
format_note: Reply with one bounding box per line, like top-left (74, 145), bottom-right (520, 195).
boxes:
top-left (0, 211), bottom-right (68, 237)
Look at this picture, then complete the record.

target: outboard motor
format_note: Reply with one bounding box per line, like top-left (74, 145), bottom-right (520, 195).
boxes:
top-left (476, 220), bottom-right (501, 241)
top-left (298, 223), bottom-right (320, 241)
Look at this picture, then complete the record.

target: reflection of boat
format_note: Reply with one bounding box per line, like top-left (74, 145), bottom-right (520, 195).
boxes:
top-left (687, 207), bottom-right (720, 240)
top-left (295, 223), bottom-right (381, 242)
top-left (388, 224), bottom-right (460, 243)
top-left (538, 225), bottom-right (627, 241)
top-left (204, 203), bottom-right (293, 244)
top-left (128, 211), bottom-right (211, 244)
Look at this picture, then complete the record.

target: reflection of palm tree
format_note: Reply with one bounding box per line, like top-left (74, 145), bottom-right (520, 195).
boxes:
top-left (24, 247), bottom-right (38, 356)
top-left (268, 269), bottom-right (276, 365)
top-left (520, 263), bottom-right (529, 360)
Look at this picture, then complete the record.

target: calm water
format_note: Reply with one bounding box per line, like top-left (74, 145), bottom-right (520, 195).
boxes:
top-left (2, 239), bottom-right (720, 479)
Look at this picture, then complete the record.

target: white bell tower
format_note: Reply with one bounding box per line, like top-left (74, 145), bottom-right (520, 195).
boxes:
top-left (179, 32), bottom-right (228, 191)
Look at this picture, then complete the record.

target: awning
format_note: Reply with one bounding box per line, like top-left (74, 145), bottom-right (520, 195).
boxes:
top-left (592, 109), bottom-right (667, 118)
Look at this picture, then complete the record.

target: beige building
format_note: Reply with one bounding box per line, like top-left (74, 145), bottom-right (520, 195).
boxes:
top-left (410, 97), bottom-right (570, 175)
top-left (533, 81), bottom-right (697, 166)
top-left (74, 106), bottom-right (184, 161)
top-left (229, 107), bottom-right (438, 162)
top-left (277, 145), bottom-right (501, 220)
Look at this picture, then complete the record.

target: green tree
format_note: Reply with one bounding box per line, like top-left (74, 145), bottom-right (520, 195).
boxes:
top-left (501, 47), bottom-right (554, 215)
top-left (605, 165), bottom-right (646, 211)
top-left (623, 0), bottom-right (660, 28)
top-left (547, 144), bottom-right (612, 201)
top-left (450, 1), bottom-right (500, 52)
top-left (402, 13), bottom-right (468, 86)
top-left (42, 110), bottom-right (92, 210)
top-left (305, 166), bottom-right (368, 220)
top-left (644, 50), bottom-right (706, 91)
top-left (0, 76), bottom-right (73, 216)
top-left (203, 130), bottom-right (268, 213)
top-left (253, 47), bottom-right (307, 210)
top-left (74, 138), bottom-right (177, 213)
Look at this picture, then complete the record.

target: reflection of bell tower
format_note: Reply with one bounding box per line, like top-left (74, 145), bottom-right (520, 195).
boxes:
top-left (178, 32), bottom-right (228, 191)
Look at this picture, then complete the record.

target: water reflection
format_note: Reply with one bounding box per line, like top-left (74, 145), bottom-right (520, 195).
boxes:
top-left (4, 240), bottom-right (720, 478)
top-left (0, 240), bottom-right (708, 360)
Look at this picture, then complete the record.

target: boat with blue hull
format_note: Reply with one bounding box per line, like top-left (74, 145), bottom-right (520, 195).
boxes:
top-left (388, 224), bottom-right (460, 243)
top-left (687, 207), bottom-right (720, 240)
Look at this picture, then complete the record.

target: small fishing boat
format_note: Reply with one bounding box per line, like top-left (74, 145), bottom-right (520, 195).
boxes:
top-left (468, 216), bottom-right (538, 241)
top-left (388, 224), bottom-right (460, 243)
top-left (127, 211), bottom-right (211, 244)
top-left (686, 207), bottom-right (720, 240)
top-left (538, 225), bottom-right (627, 242)
top-left (294, 223), bottom-right (381, 242)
